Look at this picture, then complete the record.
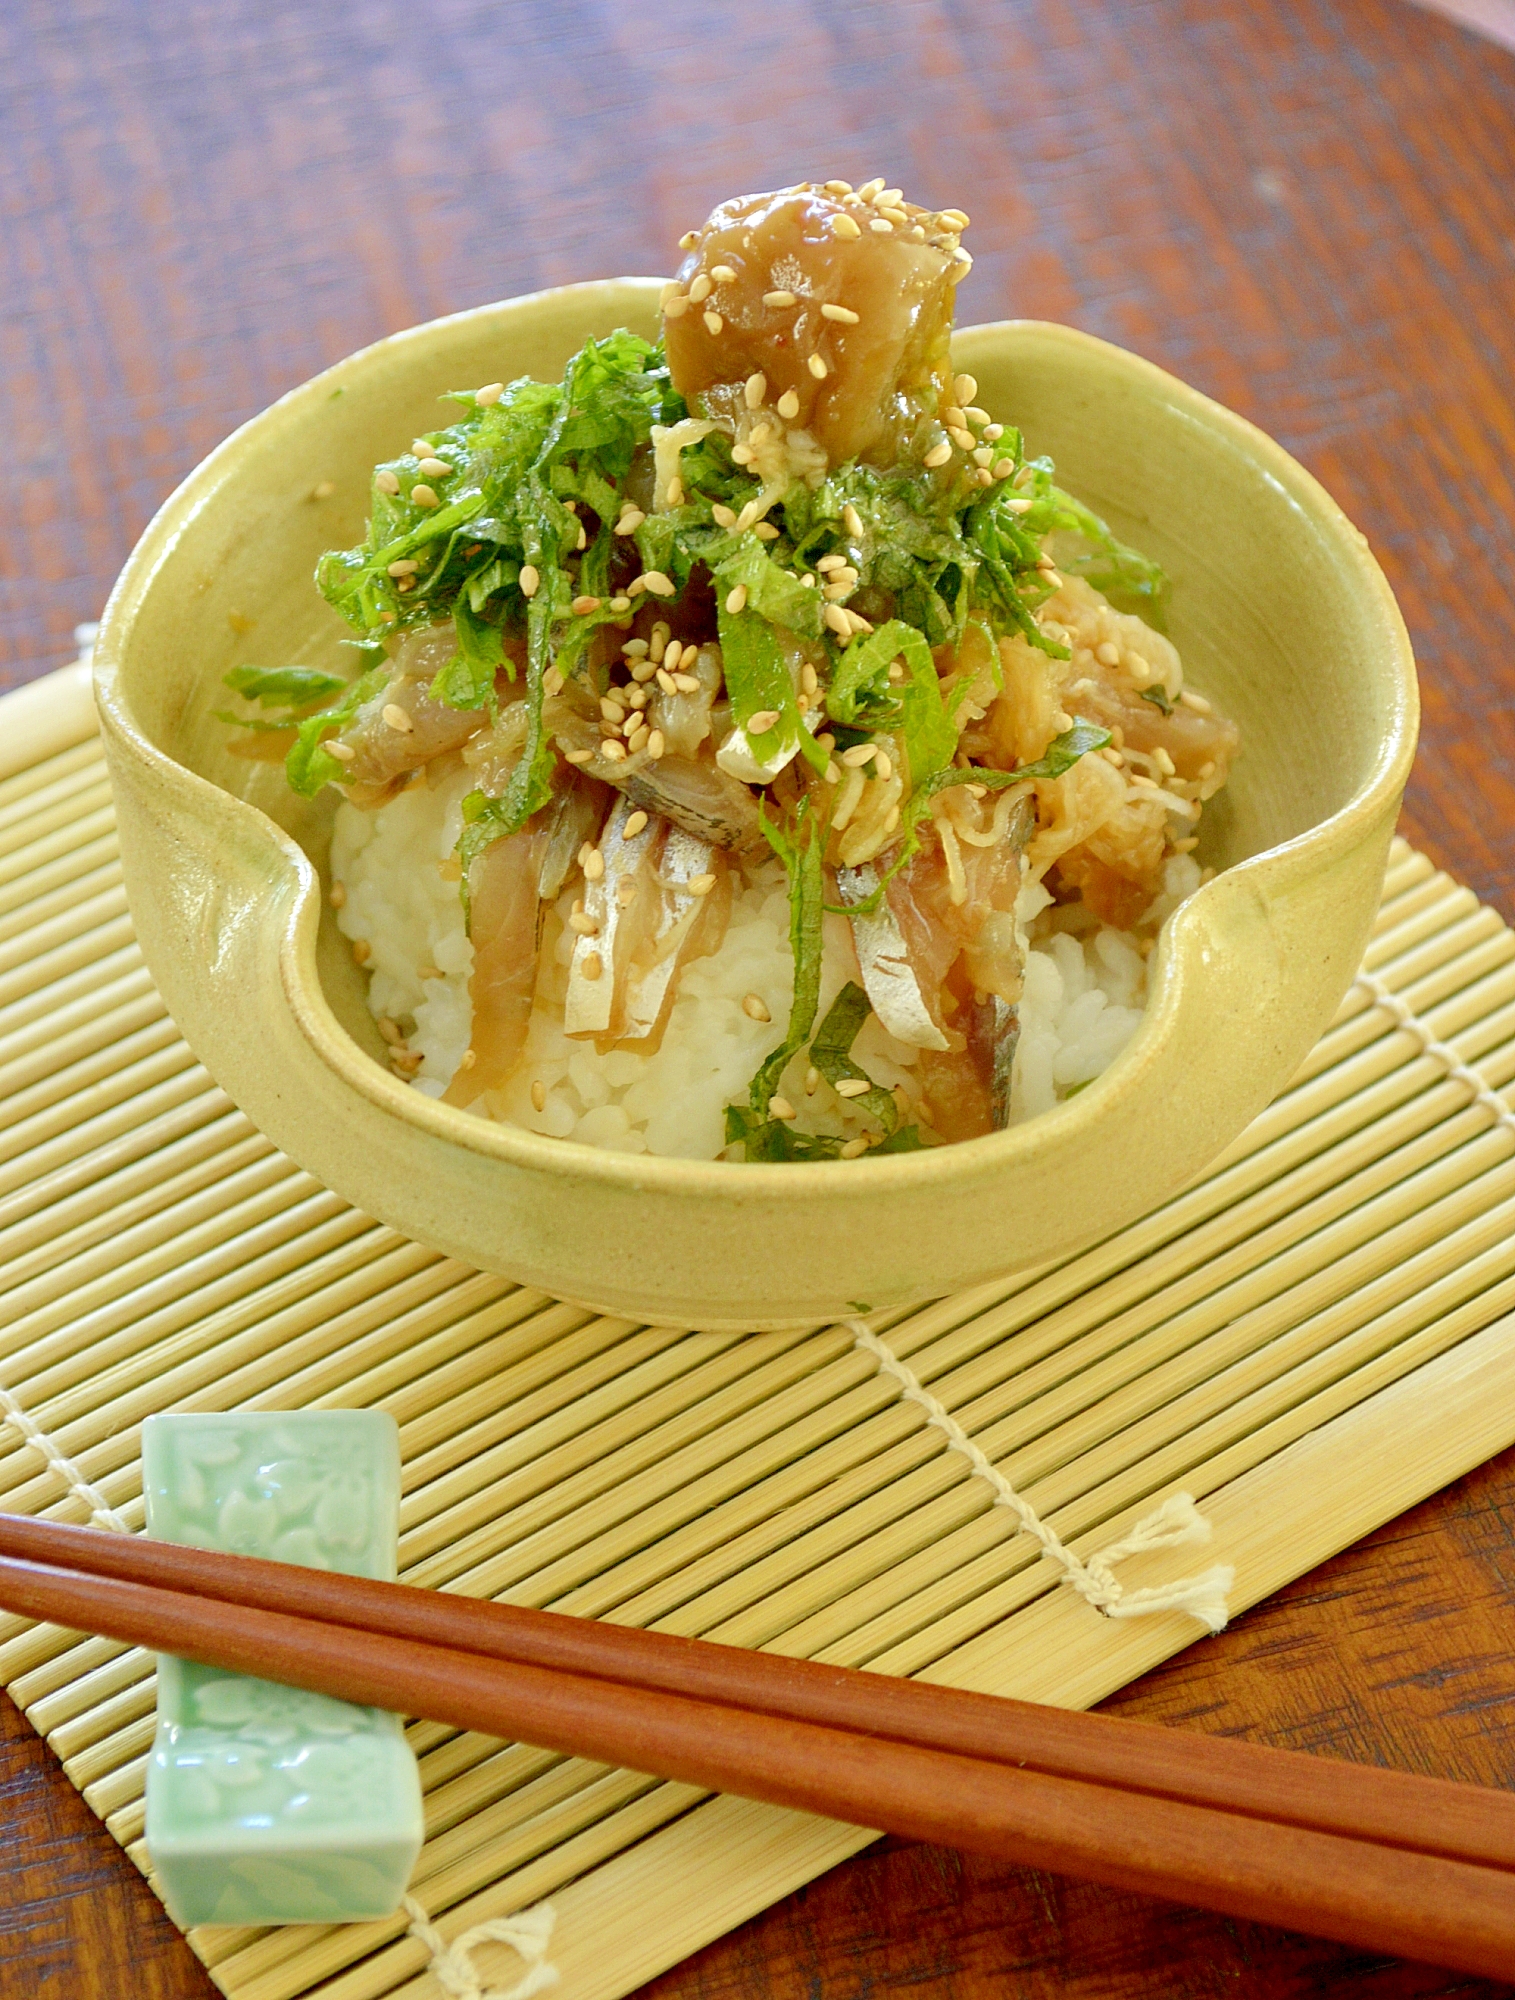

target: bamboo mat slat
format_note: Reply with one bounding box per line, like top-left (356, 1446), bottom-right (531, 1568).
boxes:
top-left (3, 667), bottom-right (1515, 2000)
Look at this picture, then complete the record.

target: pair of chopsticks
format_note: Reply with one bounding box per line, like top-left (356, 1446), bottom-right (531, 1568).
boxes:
top-left (2, 1515), bottom-right (1513, 1977)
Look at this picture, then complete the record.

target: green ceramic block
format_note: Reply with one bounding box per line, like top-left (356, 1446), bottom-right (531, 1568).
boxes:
top-left (142, 1410), bottom-right (424, 1928)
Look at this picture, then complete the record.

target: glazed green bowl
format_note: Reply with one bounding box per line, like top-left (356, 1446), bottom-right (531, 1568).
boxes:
top-left (93, 279), bottom-right (1418, 1331)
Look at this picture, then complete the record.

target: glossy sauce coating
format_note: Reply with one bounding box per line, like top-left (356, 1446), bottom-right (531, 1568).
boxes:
top-left (663, 185), bottom-right (961, 465)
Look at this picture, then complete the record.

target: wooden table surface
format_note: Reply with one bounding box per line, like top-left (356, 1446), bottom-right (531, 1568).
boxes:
top-left (4, 0), bottom-right (1515, 1993)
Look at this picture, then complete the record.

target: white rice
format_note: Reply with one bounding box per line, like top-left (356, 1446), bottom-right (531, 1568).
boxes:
top-left (330, 773), bottom-right (1199, 1158)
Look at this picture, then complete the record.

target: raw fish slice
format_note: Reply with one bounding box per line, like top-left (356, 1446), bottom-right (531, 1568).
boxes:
top-left (564, 796), bottom-right (663, 1040)
top-left (622, 834), bottom-right (732, 1043)
top-left (443, 822), bottom-right (546, 1106)
top-left (834, 863), bottom-right (951, 1051)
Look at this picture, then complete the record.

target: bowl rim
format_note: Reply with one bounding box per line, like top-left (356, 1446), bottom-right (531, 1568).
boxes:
top-left (94, 280), bottom-right (1419, 1201)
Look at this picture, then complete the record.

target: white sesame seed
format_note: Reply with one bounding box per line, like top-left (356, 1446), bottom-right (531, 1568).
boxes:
top-left (1180, 690), bottom-right (1213, 714)
top-left (583, 847), bottom-right (605, 880)
top-left (841, 1135), bottom-right (869, 1159)
top-left (614, 508), bottom-right (645, 534)
top-left (647, 729), bottom-right (666, 759)
top-left (572, 595), bottom-right (601, 617)
top-left (329, 880), bottom-right (348, 908)
top-left (874, 750), bottom-right (893, 780)
top-left (568, 911), bottom-right (600, 935)
top-left (824, 604), bottom-right (852, 636)
top-left (836, 1077), bottom-right (871, 1098)
top-left (650, 624), bottom-right (670, 661)
top-left (801, 662), bottom-right (819, 695)
top-left (673, 672), bottom-right (701, 693)
top-left (744, 372), bottom-right (767, 408)
top-left (992, 458), bottom-right (1015, 480)
top-left (475, 382), bottom-right (505, 406)
top-left (711, 502), bottom-right (738, 528)
top-left (665, 477), bottom-right (684, 507)
top-left (734, 501), bottom-right (760, 533)
top-left (753, 522), bottom-right (779, 540)
top-left (678, 229), bottom-right (699, 249)
top-left (663, 295), bottom-right (689, 319)
top-left (747, 709), bottom-right (780, 734)
top-left (1095, 641), bottom-right (1121, 667)
top-left (858, 177), bottom-right (885, 200)
top-left (608, 595), bottom-right (632, 613)
top-left (1155, 747), bottom-right (1177, 776)
top-left (821, 302), bottom-right (860, 324)
top-left (688, 272), bottom-right (713, 304)
top-left (805, 1065), bottom-right (821, 1094)
top-left (519, 564), bottom-right (540, 598)
top-left (375, 470), bottom-right (400, 495)
top-left (842, 503), bottom-right (864, 537)
top-left (544, 667), bottom-right (565, 696)
top-left (763, 290), bottom-right (797, 308)
top-left (689, 872), bottom-right (717, 896)
top-left (563, 747), bottom-right (594, 765)
top-left (601, 739), bottom-right (626, 761)
top-left (824, 179), bottom-right (853, 194)
top-left (769, 1095), bottom-right (797, 1121)
top-left (949, 426), bottom-right (976, 450)
top-left (882, 804), bottom-right (899, 833)
top-left (964, 406), bottom-right (991, 426)
top-left (831, 212), bottom-right (862, 239)
top-left (952, 374), bottom-right (978, 405)
top-left (352, 938), bottom-right (371, 966)
top-left (725, 584), bottom-right (748, 614)
top-left (640, 571), bottom-right (675, 596)
top-left (816, 553), bottom-right (846, 572)
top-left (581, 951), bottom-right (603, 981)
top-left (382, 703), bottom-right (413, 734)
top-left (711, 264), bottom-right (737, 282)
top-left (531, 1078), bottom-right (547, 1111)
top-left (869, 218), bottom-right (894, 234)
top-left (941, 208), bottom-right (971, 229)
top-left (923, 440), bottom-right (953, 468)
top-left (410, 483), bottom-right (439, 507)
top-left (742, 993), bottom-right (771, 1022)
top-left (411, 439), bottom-right (432, 457)
top-left (942, 406), bottom-right (966, 427)
top-left (1005, 495), bottom-right (1033, 513)
top-left (418, 457), bottom-right (451, 478)
top-left (698, 310), bottom-right (720, 336)
top-left (776, 388), bottom-right (800, 419)
top-left (807, 353), bottom-right (829, 380)
top-left (731, 443), bottom-right (755, 466)
top-left (841, 742), bottom-right (877, 767)
top-left (387, 559), bottom-right (420, 576)
top-left (622, 809), bottom-right (649, 839)
top-left (656, 667), bottom-right (678, 695)
top-left (823, 762), bottom-right (841, 785)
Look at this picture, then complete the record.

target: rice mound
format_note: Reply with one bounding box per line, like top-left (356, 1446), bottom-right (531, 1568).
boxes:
top-left (331, 772), bottom-right (1198, 1159)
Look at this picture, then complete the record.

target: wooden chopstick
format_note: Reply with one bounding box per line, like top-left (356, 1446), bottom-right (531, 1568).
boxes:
top-left (2, 1547), bottom-right (1515, 1978)
top-left (4, 1513), bottom-right (1515, 1877)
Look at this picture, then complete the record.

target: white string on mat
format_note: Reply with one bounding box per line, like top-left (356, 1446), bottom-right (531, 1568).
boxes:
top-left (401, 1895), bottom-right (558, 2000)
top-left (1354, 970), bottom-right (1515, 1136)
top-left (847, 1323), bottom-right (1234, 1632)
top-left (0, 1385), bottom-right (132, 1535)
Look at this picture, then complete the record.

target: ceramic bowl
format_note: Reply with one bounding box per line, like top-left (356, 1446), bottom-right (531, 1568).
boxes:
top-left (93, 280), bottom-right (1418, 1331)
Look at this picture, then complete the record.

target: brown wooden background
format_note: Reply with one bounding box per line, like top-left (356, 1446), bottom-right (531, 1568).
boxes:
top-left (4, 0), bottom-right (1515, 1993)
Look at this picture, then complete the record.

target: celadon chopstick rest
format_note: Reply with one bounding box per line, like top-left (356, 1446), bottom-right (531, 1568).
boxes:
top-left (142, 1410), bottom-right (424, 1927)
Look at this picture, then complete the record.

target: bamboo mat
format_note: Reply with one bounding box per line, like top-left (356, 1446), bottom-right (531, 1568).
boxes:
top-left (5, 662), bottom-right (1515, 2000)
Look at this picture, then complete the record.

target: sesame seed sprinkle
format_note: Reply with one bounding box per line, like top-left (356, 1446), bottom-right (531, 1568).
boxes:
top-left (703, 310), bottom-right (724, 335)
top-left (475, 382), bottom-right (505, 406)
top-left (687, 272), bottom-right (713, 303)
top-left (776, 388), bottom-right (800, 419)
top-left (418, 457), bottom-right (451, 478)
top-left (375, 470), bottom-right (400, 495)
top-left (531, 1079), bottom-right (547, 1112)
top-left (329, 881), bottom-right (347, 908)
top-left (382, 703), bottom-right (413, 733)
top-left (572, 595), bottom-right (601, 617)
top-left (519, 565), bottom-right (540, 598)
top-left (387, 559), bottom-right (420, 577)
top-left (711, 263), bottom-right (737, 282)
top-left (769, 1096), bottom-right (797, 1121)
top-left (952, 374), bottom-right (978, 405)
top-left (821, 302), bottom-right (860, 324)
top-left (831, 212), bottom-right (862, 239)
top-left (923, 440), bottom-right (953, 468)
top-left (689, 872), bottom-right (716, 896)
top-left (725, 583), bottom-right (748, 614)
top-left (807, 353), bottom-right (829, 379)
top-left (663, 295), bottom-right (689, 319)
top-left (747, 709), bottom-right (779, 734)
top-left (352, 939), bottom-right (371, 966)
top-left (647, 729), bottom-right (666, 759)
top-left (841, 742), bottom-right (877, 766)
top-left (581, 951), bottom-right (603, 981)
top-left (410, 483), bottom-right (439, 507)
top-left (564, 747), bottom-right (594, 765)
top-left (763, 289), bottom-right (797, 308)
top-left (742, 993), bottom-right (771, 1022)
top-left (842, 503), bottom-right (864, 537)
top-left (744, 371), bottom-right (767, 408)
top-left (583, 847), bottom-right (605, 880)
top-left (841, 1135), bottom-right (869, 1159)
top-left (835, 1077), bottom-right (870, 1098)
top-left (869, 218), bottom-right (893, 234)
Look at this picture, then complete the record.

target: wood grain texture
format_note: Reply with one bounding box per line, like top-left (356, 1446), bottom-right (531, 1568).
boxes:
top-left (2, 0), bottom-right (1515, 1993)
